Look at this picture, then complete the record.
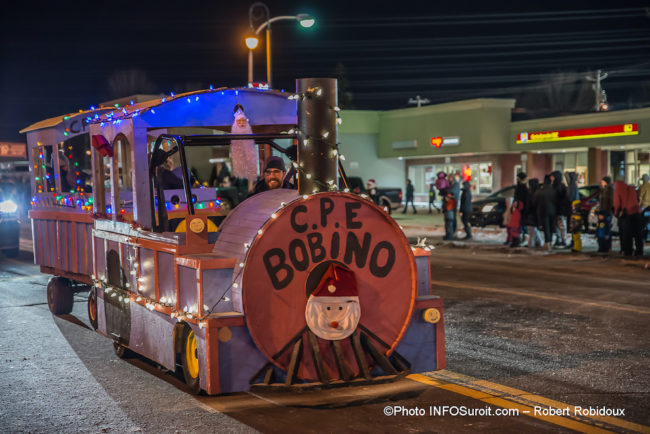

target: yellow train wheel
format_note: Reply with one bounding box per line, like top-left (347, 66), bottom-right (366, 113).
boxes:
top-left (181, 326), bottom-right (200, 394)
top-left (88, 287), bottom-right (98, 330)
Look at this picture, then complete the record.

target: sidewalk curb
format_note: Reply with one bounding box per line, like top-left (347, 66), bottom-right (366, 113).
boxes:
top-left (400, 223), bottom-right (649, 267)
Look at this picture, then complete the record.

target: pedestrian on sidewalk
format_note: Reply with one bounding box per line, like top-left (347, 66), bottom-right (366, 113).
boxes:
top-left (443, 189), bottom-right (457, 240)
top-left (448, 173), bottom-right (460, 234)
top-left (403, 179), bottom-right (416, 214)
top-left (551, 170), bottom-right (569, 247)
top-left (597, 176), bottom-right (614, 253)
top-left (569, 199), bottom-right (584, 252)
top-left (639, 174), bottom-right (650, 241)
top-left (539, 174), bottom-right (557, 250)
top-left (525, 178), bottom-right (543, 248)
top-left (433, 172), bottom-right (449, 214)
top-left (428, 183), bottom-right (436, 214)
top-left (514, 172), bottom-right (529, 244)
top-left (566, 172), bottom-right (579, 249)
top-left (460, 180), bottom-right (473, 240)
top-left (506, 197), bottom-right (524, 247)
top-left (614, 179), bottom-right (644, 256)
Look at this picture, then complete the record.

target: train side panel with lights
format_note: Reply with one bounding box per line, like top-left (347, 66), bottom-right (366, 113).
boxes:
top-left (24, 80), bottom-right (445, 395)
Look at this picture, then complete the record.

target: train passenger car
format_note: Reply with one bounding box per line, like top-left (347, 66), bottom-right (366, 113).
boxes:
top-left (23, 78), bottom-right (445, 395)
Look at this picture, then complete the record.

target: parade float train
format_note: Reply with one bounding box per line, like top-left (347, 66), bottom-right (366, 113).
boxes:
top-left (22, 78), bottom-right (445, 394)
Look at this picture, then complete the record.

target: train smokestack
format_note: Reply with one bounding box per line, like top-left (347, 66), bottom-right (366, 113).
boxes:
top-left (296, 78), bottom-right (338, 195)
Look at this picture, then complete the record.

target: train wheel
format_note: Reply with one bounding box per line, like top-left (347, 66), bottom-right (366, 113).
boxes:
top-left (47, 277), bottom-right (73, 315)
top-left (181, 326), bottom-right (200, 394)
top-left (88, 287), bottom-right (98, 330)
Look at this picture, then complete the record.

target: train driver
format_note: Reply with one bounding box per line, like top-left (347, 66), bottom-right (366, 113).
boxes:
top-left (249, 156), bottom-right (293, 196)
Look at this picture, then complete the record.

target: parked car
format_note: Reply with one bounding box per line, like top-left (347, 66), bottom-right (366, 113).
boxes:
top-left (468, 186), bottom-right (515, 227)
top-left (469, 184), bottom-right (600, 228)
top-left (346, 176), bottom-right (402, 213)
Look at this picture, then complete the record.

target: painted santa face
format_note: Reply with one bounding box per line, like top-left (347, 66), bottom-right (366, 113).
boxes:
top-left (305, 295), bottom-right (360, 340)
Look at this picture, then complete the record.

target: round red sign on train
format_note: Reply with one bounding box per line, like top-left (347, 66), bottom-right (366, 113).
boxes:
top-left (241, 192), bottom-right (416, 381)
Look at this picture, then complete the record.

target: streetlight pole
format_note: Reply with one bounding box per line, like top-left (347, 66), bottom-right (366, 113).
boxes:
top-left (246, 2), bottom-right (314, 88)
top-left (248, 2), bottom-right (269, 86)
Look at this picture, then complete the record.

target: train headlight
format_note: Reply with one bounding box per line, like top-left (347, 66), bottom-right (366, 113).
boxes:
top-left (0, 200), bottom-right (18, 214)
top-left (422, 308), bottom-right (441, 324)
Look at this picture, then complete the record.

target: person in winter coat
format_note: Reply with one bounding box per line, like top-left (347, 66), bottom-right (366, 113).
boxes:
top-left (506, 198), bottom-right (524, 247)
top-left (433, 172), bottom-right (449, 214)
top-left (614, 180), bottom-right (643, 256)
top-left (459, 180), bottom-right (473, 240)
top-left (566, 172), bottom-right (579, 203)
top-left (525, 178), bottom-right (543, 248)
top-left (448, 174), bottom-right (460, 233)
top-left (403, 179), bottom-right (416, 214)
top-left (597, 176), bottom-right (614, 253)
top-left (639, 174), bottom-right (650, 241)
top-left (428, 183), bottom-right (437, 214)
top-left (640, 174), bottom-right (650, 209)
top-left (443, 190), bottom-right (457, 240)
top-left (537, 174), bottom-right (557, 250)
top-left (514, 172), bottom-right (529, 242)
top-left (551, 170), bottom-right (569, 247)
top-left (565, 172), bottom-right (580, 248)
top-left (249, 156), bottom-right (293, 196)
top-left (448, 174), bottom-right (460, 202)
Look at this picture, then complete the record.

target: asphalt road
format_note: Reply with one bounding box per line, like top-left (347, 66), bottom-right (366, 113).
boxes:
top-left (1, 240), bottom-right (648, 433)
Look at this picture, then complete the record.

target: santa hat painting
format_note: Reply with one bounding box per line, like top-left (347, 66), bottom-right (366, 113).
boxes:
top-left (305, 263), bottom-right (361, 340)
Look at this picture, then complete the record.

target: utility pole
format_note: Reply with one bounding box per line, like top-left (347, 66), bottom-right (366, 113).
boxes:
top-left (408, 95), bottom-right (430, 107)
top-left (587, 69), bottom-right (609, 111)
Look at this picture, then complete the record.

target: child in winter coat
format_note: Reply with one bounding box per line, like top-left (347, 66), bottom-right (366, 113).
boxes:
top-left (569, 199), bottom-right (583, 252)
top-left (443, 190), bottom-right (457, 240)
top-left (506, 199), bottom-right (524, 247)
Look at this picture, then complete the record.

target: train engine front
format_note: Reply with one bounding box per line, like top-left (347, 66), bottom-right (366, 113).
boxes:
top-left (200, 78), bottom-right (444, 393)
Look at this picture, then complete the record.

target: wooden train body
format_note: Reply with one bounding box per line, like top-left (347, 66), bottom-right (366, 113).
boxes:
top-left (23, 81), bottom-right (445, 394)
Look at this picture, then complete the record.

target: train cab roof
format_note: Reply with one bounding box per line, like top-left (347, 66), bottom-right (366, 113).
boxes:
top-left (89, 87), bottom-right (298, 133)
top-left (21, 87), bottom-right (298, 139)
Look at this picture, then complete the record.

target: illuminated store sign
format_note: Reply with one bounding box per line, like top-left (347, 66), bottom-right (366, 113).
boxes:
top-left (0, 142), bottom-right (26, 158)
top-left (517, 123), bottom-right (638, 144)
top-left (431, 136), bottom-right (460, 148)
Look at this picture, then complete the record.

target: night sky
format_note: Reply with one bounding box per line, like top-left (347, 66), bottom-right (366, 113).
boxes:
top-left (1, 0), bottom-right (649, 141)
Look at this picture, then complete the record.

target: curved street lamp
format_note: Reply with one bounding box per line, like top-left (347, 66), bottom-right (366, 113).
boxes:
top-left (246, 2), bottom-right (315, 88)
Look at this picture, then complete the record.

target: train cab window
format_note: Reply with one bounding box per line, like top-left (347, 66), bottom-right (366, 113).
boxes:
top-left (115, 136), bottom-right (132, 190)
top-left (32, 145), bottom-right (54, 193)
top-left (58, 135), bottom-right (92, 193)
top-left (101, 154), bottom-right (113, 213)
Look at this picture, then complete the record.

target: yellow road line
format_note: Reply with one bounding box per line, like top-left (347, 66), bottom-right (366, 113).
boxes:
top-left (408, 374), bottom-right (609, 433)
top-left (436, 370), bottom-right (649, 433)
top-left (409, 371), bottom-right (650, 433)
top-left (430, 280), bottom-right (650, 315)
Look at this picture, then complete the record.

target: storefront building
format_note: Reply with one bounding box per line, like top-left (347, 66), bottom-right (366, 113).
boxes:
top-left (340, 101), bottom-right (650, 202)
top-left (511, 110), bottom-right (650, 188)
